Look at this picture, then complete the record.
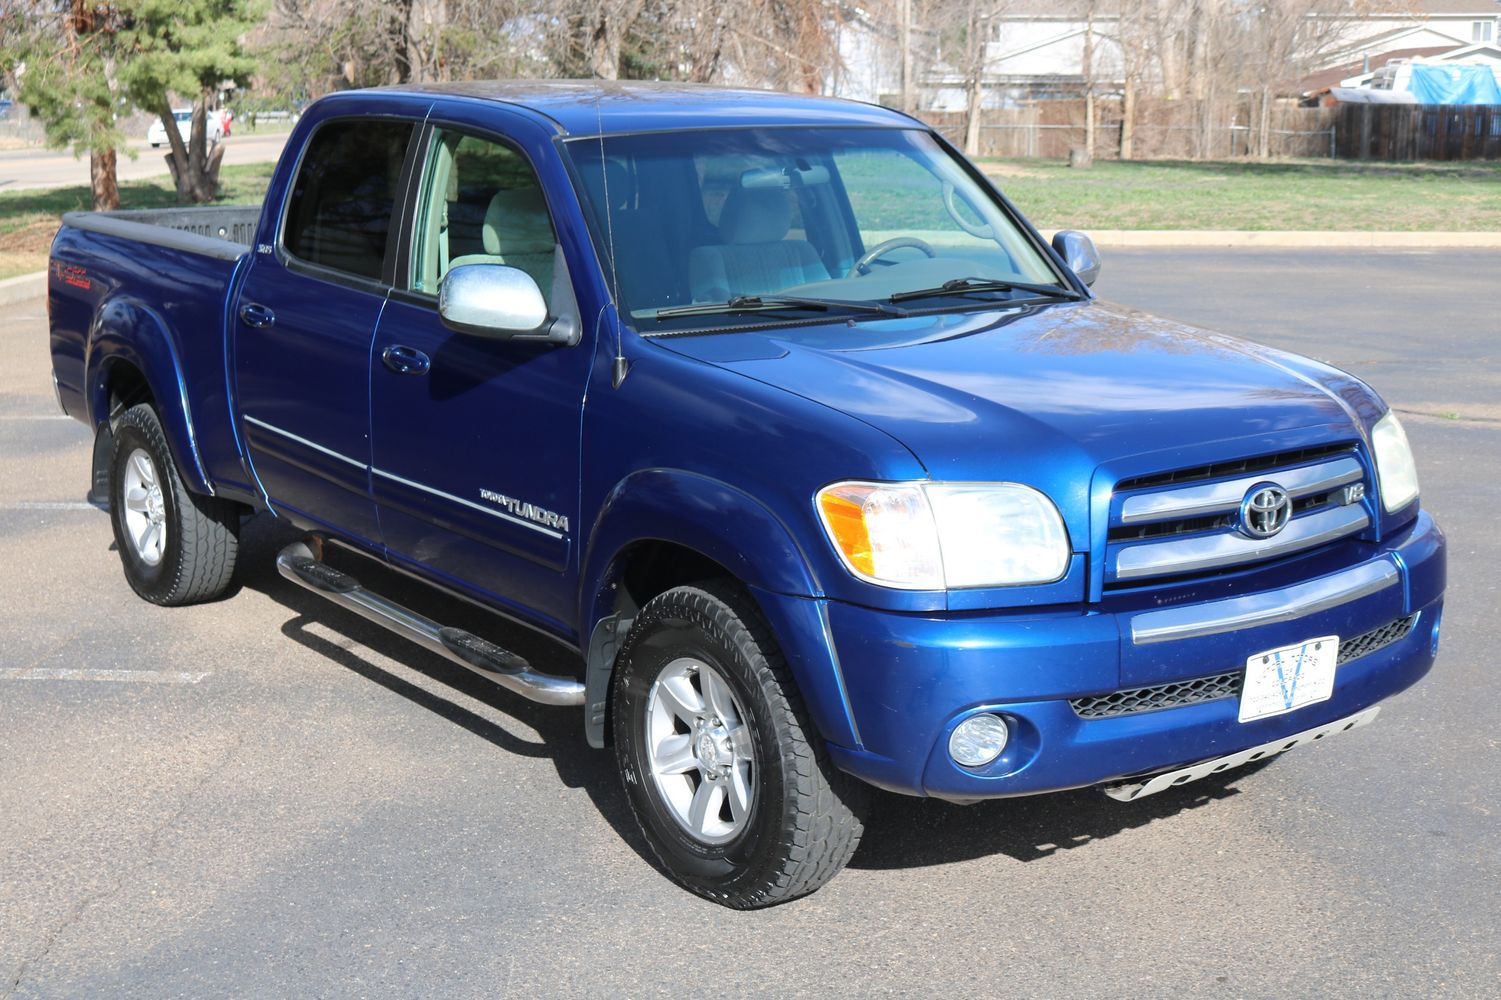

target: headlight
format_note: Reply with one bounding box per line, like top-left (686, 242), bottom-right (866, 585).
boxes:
top-left (1371, 412), bottom-right (1419, 512)
top-left (815, 481), bottom-right (1070, 589)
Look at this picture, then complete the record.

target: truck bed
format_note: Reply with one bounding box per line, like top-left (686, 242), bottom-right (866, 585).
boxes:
top-left (59, 205), bottom-right (262, 258)
top-left (49, 204), bottom-right (263, 499)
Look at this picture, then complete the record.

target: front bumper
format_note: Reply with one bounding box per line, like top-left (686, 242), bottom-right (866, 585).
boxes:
top-left (784, 510), bottom-right (1445, 801)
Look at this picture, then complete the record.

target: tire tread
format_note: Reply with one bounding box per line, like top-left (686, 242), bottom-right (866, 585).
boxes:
top-left (618, 580), bottom-right (866, 908)
top-left (112, 404), bottom-right (239, 606)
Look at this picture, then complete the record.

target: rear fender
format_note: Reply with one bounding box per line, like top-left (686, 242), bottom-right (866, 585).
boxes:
top-left (84, 295), bottom-right (212, 494)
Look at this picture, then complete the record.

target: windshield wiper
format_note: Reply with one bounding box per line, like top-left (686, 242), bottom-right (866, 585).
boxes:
top-left (889, 277), bottom-right (1084, 304)
top-left (654, 294), bottom-right (906, 320)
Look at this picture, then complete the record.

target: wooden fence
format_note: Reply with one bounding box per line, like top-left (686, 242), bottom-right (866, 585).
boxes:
top-left (920, 102), bottom-right (1340, 160)
top-left (1336, 104), bottom-right (1501, 161)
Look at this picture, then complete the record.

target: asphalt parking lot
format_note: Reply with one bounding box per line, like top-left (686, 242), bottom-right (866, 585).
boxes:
top-left (2, 249), bottom-right (1497, 997)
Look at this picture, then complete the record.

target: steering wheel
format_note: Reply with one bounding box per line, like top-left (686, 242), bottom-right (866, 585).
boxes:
top-left (847, 237), bottom-right (937, 278)
top-left (942, 181), bottom-right (994, 239)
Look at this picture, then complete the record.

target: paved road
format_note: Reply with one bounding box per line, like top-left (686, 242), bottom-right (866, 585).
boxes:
top-left (1, 251), bottom-right (1496, 997)
top-left (0, 133), bottom-right (290, 191)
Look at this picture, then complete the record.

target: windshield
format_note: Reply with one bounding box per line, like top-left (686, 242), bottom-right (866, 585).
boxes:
top-left (566, 127), bottom-right (1067, 332)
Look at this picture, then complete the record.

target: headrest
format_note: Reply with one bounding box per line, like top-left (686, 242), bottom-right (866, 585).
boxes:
top-left (718, 187), bottom-right (793, 245)
top-left (482, 188), bottom-right (555, 256)
top-left (603, 160), bottom-right (631, 210)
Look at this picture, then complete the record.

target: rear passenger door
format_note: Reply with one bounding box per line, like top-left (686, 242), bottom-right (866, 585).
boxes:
top-left (368, 119), bottom-right (592, 633)
top-left (234, 117), bottom-right (417, 544)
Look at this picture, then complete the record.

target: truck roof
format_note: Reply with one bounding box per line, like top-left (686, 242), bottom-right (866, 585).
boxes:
top-left (374, 80), bottom-right (919, 136)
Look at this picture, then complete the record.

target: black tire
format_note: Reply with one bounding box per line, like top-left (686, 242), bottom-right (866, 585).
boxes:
top-left (612, 581), bottom-right (867, 908)
top-left (108, 403), bottom-right (240, 605)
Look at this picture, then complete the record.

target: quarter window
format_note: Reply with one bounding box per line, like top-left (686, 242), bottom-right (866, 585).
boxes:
top-left (282, 119), bottom-right (414, 282)
top-left (410, 129), bottom-right (558, 307)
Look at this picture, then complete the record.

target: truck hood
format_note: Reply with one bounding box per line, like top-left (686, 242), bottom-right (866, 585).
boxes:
top-left (657, 301), bottom-right (1378, 519)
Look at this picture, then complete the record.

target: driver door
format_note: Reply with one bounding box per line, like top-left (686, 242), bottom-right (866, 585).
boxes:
top-left (369, 122), bottom-right (589, 632)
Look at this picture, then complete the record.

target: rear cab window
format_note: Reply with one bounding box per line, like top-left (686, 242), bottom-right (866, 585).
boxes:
top-left (281, 119), bottom-right (416, 282)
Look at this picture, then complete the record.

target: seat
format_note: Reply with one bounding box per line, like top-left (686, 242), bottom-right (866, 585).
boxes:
top-left (449, 188), bottom-right (557, 298)
top-left (688, 187), bottom-right (829, 302)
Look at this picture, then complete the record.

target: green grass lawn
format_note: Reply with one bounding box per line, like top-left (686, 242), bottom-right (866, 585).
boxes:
top-left (978, 158), bottom-right (1501, 232)
top-left (0, 162), bottom-right (275, 281)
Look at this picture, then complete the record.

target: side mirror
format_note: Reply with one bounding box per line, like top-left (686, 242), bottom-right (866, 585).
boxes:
top-left (438, 263), bottom-right (549, 338)
top-left (1051, 230), bottom-right (1101, 288)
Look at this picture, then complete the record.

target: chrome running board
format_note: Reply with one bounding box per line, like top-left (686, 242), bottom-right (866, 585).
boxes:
top-left (275, 540), bottom-right (585, 707)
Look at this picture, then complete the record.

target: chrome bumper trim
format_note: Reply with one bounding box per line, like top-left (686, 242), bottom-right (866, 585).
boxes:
top-left (1120, 455), bottom-right (1364, 524)
top-left (1130, 557), bottom-right (1400, 645)
top-left (1115, 502), bottom-right (1370, 581)
top-left (1100, 706), bottom-right (1381, 802)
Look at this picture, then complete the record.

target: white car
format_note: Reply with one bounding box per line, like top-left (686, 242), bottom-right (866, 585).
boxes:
top-left (147, 109), bottom-right (224, 148)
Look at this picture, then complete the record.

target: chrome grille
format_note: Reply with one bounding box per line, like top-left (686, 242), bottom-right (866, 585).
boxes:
top-left (1107, 444), bottom-right (1369, 586)
top-left (1070, 613), bottom-right (1419, 719)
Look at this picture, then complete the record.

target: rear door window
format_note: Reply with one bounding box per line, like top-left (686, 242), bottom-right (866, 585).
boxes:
top-left (282, 119), bottom-right (415, 282)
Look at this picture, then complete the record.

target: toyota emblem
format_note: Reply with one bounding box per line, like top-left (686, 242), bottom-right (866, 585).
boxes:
top-left (1239, 484), bottom-right (1291, 539)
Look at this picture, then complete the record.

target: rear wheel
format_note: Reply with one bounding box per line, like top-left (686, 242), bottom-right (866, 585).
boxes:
top-left (613, 581), bottom-right (867, 908)
top-left (108, 403), bottom-right (240, 605)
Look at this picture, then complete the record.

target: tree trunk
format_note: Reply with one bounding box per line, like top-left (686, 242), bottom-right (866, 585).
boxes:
top-left (1257, 85), bottom-right (1273, 159)
top-left (1120, 73), bottom-right (1136, 160)
top-left (158, 101), bottom-right (194, 202)
top-left (90, 147), bottom-right (119, 211)
top-left (589, 11), bottom-right (621, 80)
top-left (159, 93), bottom-right (219, 204)
top-left (1083, 0), bottom-right (1096, 160)
top-left (393, 0), bottom-right (417, 83)
top-left (899, 0), bottom-right (913, 112)
top-left (963, 0), bottom-right (984, 156)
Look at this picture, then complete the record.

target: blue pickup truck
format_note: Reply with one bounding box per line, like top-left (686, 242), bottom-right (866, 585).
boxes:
top-left (48, 83), bottom-right (1446, 908)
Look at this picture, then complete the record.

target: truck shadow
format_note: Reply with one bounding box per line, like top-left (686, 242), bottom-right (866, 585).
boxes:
top-left (233, 514), bottom-right (1256, 878)
top-left (233, 515), bottom-right (657, 864)
top-left (850, 771), bottom-right (1260, 870)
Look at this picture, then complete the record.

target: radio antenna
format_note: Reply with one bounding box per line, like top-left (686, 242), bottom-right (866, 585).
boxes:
top-left (596, 87), bottom-right (629, 388)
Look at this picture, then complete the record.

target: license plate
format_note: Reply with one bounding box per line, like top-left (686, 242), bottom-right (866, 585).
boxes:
top-left (1239, 635), bottom-right (1339, 723)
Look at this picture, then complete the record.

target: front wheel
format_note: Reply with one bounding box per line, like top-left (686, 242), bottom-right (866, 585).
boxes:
top-left (108, 403), bottom-right (240, 605)
top-left (613, 582), bottom-right (867, 908)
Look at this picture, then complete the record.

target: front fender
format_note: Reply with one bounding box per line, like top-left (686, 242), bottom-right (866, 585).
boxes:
top-left (85, 294), bottom-right (212, 494)
top-left (580, 468), bottom-right (823, 630)
top-left (578, 469), bottom-right (862, 750)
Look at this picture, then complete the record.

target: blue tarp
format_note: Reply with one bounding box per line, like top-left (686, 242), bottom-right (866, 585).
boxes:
top-left (1408, 64), bottom-right (1501, 105)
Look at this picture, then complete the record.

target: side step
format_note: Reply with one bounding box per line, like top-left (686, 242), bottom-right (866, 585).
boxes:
top-left (275, 541), bottom-right (585, 707)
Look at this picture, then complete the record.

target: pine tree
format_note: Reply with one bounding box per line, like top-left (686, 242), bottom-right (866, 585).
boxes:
top-left (117, 0), bottom-right (262, 203)
top-left (1, 3), bottom-right (130, 211)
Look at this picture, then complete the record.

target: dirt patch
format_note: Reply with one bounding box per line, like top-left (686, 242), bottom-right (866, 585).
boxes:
top-left (0, 218), bottom-right (59, 254)
top-left (979, 162), bottom-right (1048, 180)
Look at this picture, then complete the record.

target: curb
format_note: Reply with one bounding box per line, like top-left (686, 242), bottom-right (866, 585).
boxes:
top-left (0, 271), bottom-right (46, 308)
top-left (1040, 230), bottom-right (1501, 249)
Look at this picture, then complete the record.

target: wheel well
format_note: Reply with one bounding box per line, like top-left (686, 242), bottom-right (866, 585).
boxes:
top-left (101, 359), bottom-right (153, 424)
top-left (611, 540), bottom-right (734, 620)
top-left (584, 540), bottom-right (743, 750)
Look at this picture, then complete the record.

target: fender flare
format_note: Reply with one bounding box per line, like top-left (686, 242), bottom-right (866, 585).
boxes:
top-left (577, 469), bottom-right (829, 748)
top-left (84, 294), bottom-right (212, 495)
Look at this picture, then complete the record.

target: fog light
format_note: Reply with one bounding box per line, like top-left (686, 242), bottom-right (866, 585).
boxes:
top-left (949, 713), bottom-right (1009, 768)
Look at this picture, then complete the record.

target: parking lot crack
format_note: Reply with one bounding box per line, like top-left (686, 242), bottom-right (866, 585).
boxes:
top-left (3, 730), bottom-right (245, 998)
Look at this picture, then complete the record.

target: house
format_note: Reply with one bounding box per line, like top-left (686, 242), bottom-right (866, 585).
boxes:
top-left (870, 0), bottom-right (1501, 108)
